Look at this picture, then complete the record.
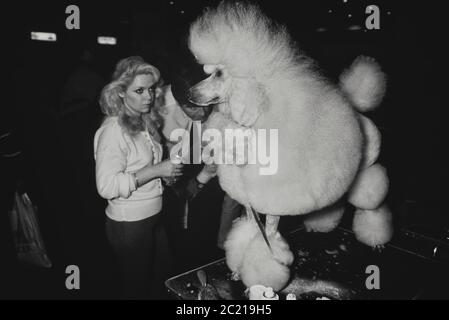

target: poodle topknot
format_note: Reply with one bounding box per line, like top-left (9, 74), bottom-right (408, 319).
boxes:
top-left (189, 1), bottom-right (312, 80)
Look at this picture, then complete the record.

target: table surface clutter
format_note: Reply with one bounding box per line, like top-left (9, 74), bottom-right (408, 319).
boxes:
top-left (165, 226), bottom-right (449, 300)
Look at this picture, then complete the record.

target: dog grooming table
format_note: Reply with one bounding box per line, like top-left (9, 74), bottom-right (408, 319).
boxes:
top-left (165, 226), bottom-right (449, 300)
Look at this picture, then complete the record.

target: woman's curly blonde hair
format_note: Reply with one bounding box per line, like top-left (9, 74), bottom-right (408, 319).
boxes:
top-left (99, 56), bottom-right (164, 139)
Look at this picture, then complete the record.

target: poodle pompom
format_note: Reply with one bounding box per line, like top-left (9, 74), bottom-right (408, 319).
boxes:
top-left (223, 217), bottom-right (259, 272)
top-left (352, 204), bottom-right (393, 247)
top-left (359, 115), bottom-right (382, 168)
top-left (240, 232), bottom-right (293, 291)
top-left (348, 164), bottom-right (389, 210)
top-left (340, 56), bottom-right (387, 112)
top-left (303, 201), bottom-right (345, 233)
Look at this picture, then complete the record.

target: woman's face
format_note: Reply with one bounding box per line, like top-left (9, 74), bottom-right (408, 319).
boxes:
top-left (121, 74), bottom-right (158, 116)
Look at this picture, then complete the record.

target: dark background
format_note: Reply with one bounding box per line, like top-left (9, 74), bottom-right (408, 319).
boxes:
top-left (1, 0), bottom-right (446, 299)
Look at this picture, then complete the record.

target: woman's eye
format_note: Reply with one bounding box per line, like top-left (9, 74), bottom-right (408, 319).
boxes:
top-left (148, 87), bottom-right (156, 94)
top-left (135, 88), bottom-right (143, 94)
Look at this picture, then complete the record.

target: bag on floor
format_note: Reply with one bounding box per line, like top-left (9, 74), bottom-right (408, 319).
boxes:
top-left (9, 191), bottom-right (52, 268)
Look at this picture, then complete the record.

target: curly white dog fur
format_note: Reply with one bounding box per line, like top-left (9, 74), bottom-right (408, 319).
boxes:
top-left (187, 1), bottom-right (392, 290)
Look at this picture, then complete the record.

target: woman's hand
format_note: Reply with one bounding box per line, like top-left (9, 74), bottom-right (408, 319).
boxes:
top-left (157, 159), bottom-right (184, 179)
top-left (202, 164), bottom-right (217, 176)
top-left (133, 157), bottom-right (183, 187)
top-left (196, 164), bottom-right (217, 184)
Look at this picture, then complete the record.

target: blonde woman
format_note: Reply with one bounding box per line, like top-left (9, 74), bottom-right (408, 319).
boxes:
top-left (94, 56), bottom-right (182, 299)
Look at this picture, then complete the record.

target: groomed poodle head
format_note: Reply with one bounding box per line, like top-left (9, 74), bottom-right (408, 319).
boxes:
top-left (188, 1), bottom-right (297, 80)
top-left (186, 1), bottom-right (305, 126)
top-left (187, 63), bottom-right (269, 126)
top-left (186, 64), bottom-right (230, 106)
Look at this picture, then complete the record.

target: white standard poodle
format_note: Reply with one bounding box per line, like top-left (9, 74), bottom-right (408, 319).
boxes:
top-left (187, 1), bottom-right (391, 291)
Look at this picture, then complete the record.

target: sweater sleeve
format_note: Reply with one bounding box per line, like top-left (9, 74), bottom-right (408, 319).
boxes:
top-left (94, 122), bottom-right (136, 200)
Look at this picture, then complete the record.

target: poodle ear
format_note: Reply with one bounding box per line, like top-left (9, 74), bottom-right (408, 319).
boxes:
top-left (229, 80), bottom-right (269, 126)
top-left (252, 83), bottom-right (270, 112)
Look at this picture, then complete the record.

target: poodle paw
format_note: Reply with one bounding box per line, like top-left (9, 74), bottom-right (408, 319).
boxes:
top-left (352, 204), bottom-right (393, 247)
top-left (372, 244), bottom-right (385, 252)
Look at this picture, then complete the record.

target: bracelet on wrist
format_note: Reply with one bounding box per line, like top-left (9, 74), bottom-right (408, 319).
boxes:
top-left (195, 177), bottom-right (205, 189)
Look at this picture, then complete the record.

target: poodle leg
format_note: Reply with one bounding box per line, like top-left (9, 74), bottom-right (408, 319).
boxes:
top-left (240, 232), bottom-right (294, 291)
top-left (265, 214), bottom-right (280, 236)
top-left (349, 163), bottom-right (392, 249)
top-left (352, 203), bottom-right (393, 249)
top-left (303, 200), bottom-right (345, 233)
top-left (358, 115), bottom-right (381, 169)
top-left (246, 206), bottom-right (273, 253)
top-left (348, 163), bottom-right (389, 210)
top-left (224, 214), bottom-right (259, 280)
top-left (245, 205), bottom-right (257, 224)
top-left (224, 206), bottom-right (260, 280)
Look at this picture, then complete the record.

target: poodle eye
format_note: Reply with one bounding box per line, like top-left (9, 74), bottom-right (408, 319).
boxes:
top-left (215, 70), bottom-right (223, 78)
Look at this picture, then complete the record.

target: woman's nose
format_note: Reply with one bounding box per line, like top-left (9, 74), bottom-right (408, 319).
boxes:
top-left (143, 90), bottom-right (152, 100)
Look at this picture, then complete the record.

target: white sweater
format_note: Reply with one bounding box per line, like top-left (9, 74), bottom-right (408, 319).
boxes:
top-left (94, 117), bottom-right (163, 222)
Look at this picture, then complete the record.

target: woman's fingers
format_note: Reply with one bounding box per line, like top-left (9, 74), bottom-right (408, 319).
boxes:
top-left (172, 164), bottom-right (183, 176)
top-left (163, 162), bottom-right (184, 178)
